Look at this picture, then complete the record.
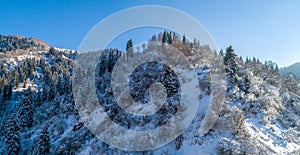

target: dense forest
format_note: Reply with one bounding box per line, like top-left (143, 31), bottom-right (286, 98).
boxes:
top-left (0, 33), bottom-right (299, 154)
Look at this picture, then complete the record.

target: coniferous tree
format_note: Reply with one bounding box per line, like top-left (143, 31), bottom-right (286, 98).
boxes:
top-left (37, 127), bottom-right (50, 155)
top-left (224, 45), bottom-right (238, 84)
top-left (275, 64), bottom-right (279, 73)
top-left (18, 89), bottom-right (33, 128)
top-left (0, 88), bottom-right (5, 110)
top-left (219, 49), bottom-right (224, 57)
top-left (182, 34), bottom-right (186, 44)
top-left (151, 34), bottom-right (157, 43)
top-left (48, 47), bottom-right (55, 56)
top-left (126, 39), bottom-right (133, 58)
top-left (0, 86), bottom-right (6, 103)
top-left (8, 84), bottom-right (12, 100)
top-left (162, 31), bottom-right (168, 43)
top-left (14, 73), bottom-right (19, 88)
top-left (167, 31), bottom-right (172, 44)
top-left (175, 134), bottom-right (184, 150)
top-left (5, 114), bottom-right (21, 155)
top-left (245, 57), bottom-right (250, 64)
top-left (244, 74), bottom-right (251, 94)
top-left (239, 56), bottom-right (243, 64)
top-left (56, 76), bottom-right (64, 95)
top-left (47, 83), bottom-right (55, 101)
top-left (63, 73), bottom-right (71, 94)
top-left (252, 57), bottom-right (257, 63)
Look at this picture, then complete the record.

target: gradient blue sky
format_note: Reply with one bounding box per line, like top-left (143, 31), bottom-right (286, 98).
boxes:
top-left (1, 0), bottom-right (299, 67)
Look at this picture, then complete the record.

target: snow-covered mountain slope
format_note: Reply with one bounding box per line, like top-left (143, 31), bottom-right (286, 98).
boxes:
top-left (0, 34), bottom-right (299, 154)
top-left (280, 62), bottom-right (300, 79)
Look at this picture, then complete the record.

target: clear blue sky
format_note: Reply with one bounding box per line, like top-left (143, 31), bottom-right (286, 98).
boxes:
top-left (1, 0), bottom-right (300, 67)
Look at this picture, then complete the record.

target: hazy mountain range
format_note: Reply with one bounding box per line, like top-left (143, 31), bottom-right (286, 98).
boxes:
top-left (280, 62), bottom-right (300, 79)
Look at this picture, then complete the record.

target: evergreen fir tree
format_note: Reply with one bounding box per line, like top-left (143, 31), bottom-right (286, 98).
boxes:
top-left (4, 84), bottom-right (13, 100)
top-left (252, 57), bottom-right (257, 63)
top-left (175, 134), bottom-right (184, 150)
top-left (219, 49), bottom-right (224, 57)
top-left (14, 73), bottom-right (19, 88)
top-left (18, 89), bottom-right (34, 128)
top-left (0, 87), bottom-right (5, 110)
top-left (245, 57), bottom-right (250, 64)
top-left (244, 74), bottom-right (251, 94)
top-left (5, 114), bottom-right (21, 155)
top-left (0, 86), bottom-right (6, 104)
top-left (162, 31), bottom-right (168, 43)
top-left (126, 39), bottom-right (133, 58)
top-left (37, 127), bottom-right (50, 155)
top-left (62, 74), bottom-right (71, 94)
top-left (224, 45), bottom-right (238, 84)
top-left (151, 34), bottom-right (157, 43)
top-left (275, 64), bottom-right (279, 73)
top-left (182, 34), bottom-right (186, 44)
top-left (56, 76), bottom-right (64, 95)
top-left (167, 31), bottom-right (173, 44)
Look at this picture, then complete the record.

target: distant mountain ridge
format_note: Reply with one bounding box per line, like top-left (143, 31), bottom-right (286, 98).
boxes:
top-left (280, 62), bottom-right (300, 79)
top-left (0, 34), bottom-right (50, 52)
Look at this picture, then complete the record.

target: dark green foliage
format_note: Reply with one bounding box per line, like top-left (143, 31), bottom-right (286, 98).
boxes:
top-left (175, 134), bottom-right (184, 150)
top-left (219, 49), bottom-right (224, 57)
top-left (126, 39), bottom-right (133, 58)
top-left (167, 32), bottom-right (173, 44)
top-left (56, 76), bottom-right (64, 95)
top-left (182, 35), bottom-right (186, 44)
top-left (275, 64), bottom-right (279, 73)
top-left (18, 89), bottom-right (34, 128)
top-left (244, 74), bottom-right (251, 94)
top-left (162, 31), bottom-right (175, 44)
top-left (37, 127), bottom-right (50, 155)
top-left (224, 45), bottom-right (238, 84)
top-left (162, 31), bottom-right (168, 43)
top-left (48, 47), bottom-right (55, 56)
top-left (0, 34), bottom-right (47, 52)
top-left (5, 114), bottom-right (21, 155)
top-left (151, 34), bottom-right (157, 42)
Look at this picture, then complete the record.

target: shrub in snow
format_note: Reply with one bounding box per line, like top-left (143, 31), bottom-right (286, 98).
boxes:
top-left (217, 138), bottom-right (242, 155)
top-left (175, 134), bottom-right (184, 150)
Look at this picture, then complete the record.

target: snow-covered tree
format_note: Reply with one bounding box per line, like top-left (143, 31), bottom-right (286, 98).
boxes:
top-left (37, 127), bottom-right (50, 155)
top-left (126, 39), bottom-right (133, 58)
top-left (224, 45), bottom-right (238, 85)
top-left (282, 73), bottom-right (300, 95)
top-left (175, 134), bottom-right (184, 150)
top-left (18, 89), bottom-right (34, 128)
top-left (5, 114), bottom-right (21, 155)
top-left (56, 76), bottom-right (64, 95)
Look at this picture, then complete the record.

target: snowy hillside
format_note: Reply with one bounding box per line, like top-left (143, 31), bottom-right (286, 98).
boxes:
top-left (0, 34), bottom-right (299, 154)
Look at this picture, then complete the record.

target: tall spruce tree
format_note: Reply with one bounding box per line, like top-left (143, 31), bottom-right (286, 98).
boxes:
top-left (167, 31), bottom-right (172, 44)
top-left (56, 76), bottom-right (64, 95)
top-left (162, 31), bottom-right (168, 43)
top-left (126, 39), bottom-right (133, 58)
top-left (219, 49), bottom-right (224, 57)
top-left (182, 34), bottom-right (186, 44)
top-left (5, 114), bottom-right (21, 155)
top-left (224, 45), bottom-right (238, 84)
top-left (18, 89), bottom-right (33, 128)
top-left (37, 127), bottom-right (50, 155)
